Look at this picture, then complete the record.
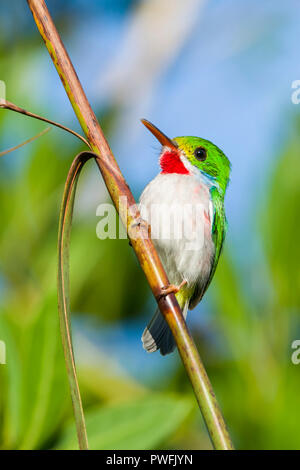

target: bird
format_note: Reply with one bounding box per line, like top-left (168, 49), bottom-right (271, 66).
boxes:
top-left (139, 119), bottom-right (231, 355)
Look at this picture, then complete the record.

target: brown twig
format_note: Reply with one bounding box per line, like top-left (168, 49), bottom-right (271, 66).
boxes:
top-left (26, 0), bottom-right (234, 450)
top-left (0, 99), bottom-right (91, 148)
top-left (0, 126), bottom-right (51, 157)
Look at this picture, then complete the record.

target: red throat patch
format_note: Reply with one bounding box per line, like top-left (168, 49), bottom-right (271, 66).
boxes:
top-left (160, 149), bottom-right (189, 175)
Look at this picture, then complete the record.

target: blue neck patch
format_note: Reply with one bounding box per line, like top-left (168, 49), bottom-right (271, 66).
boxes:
top-left (199, 170), bottom-right (219, 190)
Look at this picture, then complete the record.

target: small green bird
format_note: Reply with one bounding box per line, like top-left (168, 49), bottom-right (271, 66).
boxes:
top-left (140, 120), bottom-right (231, 355)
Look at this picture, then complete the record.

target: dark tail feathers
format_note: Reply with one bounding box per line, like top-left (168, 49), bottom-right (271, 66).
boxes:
top-left (142, 302), bottom-right (188, 356)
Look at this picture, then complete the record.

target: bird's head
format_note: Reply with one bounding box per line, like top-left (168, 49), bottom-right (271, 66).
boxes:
top-left (142, 119), bottom-right (231, 195)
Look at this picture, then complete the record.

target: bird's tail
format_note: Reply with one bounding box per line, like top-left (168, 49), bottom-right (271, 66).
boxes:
top-left (142, 298), bottom-right (189, 356)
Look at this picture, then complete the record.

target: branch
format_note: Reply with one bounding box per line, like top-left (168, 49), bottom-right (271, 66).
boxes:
top-left (0, 126), bottom-right (51, 157)
top-left (0, 99), bottom-right (90, 148)
top-left (27, 0), bottom-right (234, 450)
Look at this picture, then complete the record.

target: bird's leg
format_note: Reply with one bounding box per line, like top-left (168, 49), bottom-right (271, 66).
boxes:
top-left (158, 279), bottom-right (187, 301)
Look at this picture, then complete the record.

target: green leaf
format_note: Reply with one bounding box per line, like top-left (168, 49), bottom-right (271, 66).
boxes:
top-left (18, 293), bottom-right (69, 449)
top-left (57, 151), bottom-right (97, 450)
top-left (56, 394), bottom-right (193, 450)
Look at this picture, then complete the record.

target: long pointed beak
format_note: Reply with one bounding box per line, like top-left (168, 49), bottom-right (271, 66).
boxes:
top-left (141, 119), bottom-right (178, 149)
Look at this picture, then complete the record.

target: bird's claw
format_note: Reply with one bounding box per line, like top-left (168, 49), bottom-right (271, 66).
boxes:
top-left (130, 217), bottom-right (151, 240)
top-left (158, 279), bottom-right (187, 301)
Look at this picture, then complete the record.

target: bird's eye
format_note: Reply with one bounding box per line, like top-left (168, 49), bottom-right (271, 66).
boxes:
top-left (194, 147), bottom-right (207, 161)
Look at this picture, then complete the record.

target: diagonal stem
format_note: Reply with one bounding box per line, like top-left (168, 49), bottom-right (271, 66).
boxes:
top-left (0, 127), bottom-right (51, 157)
top-left (27, 0), bottom-right (234, 450)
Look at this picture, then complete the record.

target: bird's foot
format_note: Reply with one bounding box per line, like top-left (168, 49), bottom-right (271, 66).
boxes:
top-left (129, 217), bottom-right (151, 240)
top-left (158, 279), bottom-right (187, 301)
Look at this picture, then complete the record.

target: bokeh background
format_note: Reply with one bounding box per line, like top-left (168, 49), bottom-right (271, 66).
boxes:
top-left (0, 0), bottom-right (300, 450)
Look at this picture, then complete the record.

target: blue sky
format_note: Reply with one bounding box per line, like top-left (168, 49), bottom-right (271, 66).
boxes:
top-left (42, 0), bottom-right (300, 257)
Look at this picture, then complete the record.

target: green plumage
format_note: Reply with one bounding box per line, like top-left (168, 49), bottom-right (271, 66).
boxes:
top-left (141, 123), bottom-right (231, 355)
top-left (173, 136), bottom-right (230, 308)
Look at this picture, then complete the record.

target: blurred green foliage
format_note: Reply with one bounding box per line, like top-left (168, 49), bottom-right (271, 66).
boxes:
top-left (0, 124), bottom-right (194, 449)
top-left (57, 395), bottom-right (193, 450)
top-left (1, 0), bottom-right (300, 451)
top-left (209, 119), bottom-right (300, 449)
top-left (1, 113), bottom-right (300, 449)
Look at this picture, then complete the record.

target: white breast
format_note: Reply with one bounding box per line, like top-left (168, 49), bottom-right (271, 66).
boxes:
top-left (139, 173), bottom-right (215, 291)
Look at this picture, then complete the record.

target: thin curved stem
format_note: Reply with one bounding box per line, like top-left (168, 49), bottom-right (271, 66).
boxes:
top-left (0, 127), bottom-right (51, 157)
top-left (0, 99), bottom-right (91, 149)
top-left (57, 151), bottom-right (97, 450)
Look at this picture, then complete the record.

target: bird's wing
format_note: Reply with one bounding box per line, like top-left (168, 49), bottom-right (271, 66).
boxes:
top-left (189, 188), bottom-right (226, 309)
